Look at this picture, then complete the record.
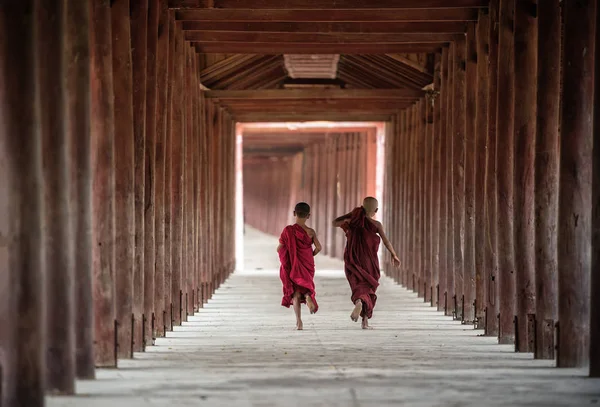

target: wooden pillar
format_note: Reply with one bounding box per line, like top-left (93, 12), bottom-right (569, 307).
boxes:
top-left (452, 37), bottom-right (466, 319)
top-left (38, 0), bottom-right (75, 394)
top-left (485, 0), bottom-right (500, 337)
top-left (464, 23), bottom-right (477, 323)
top-left (430, 57), bottom-right (442, 303)
top-left (557, 0), bottom-right (595, 368)
top-left (407, 106), bottom-right (416, 288)
top-left (0, 1), bottom-right (45, 404)
top-left (71, 0), bottom-right (95, 378)
top-left (513, 0), bottom-right (538, 352)
top-left (131, 0), bottom-right (147, 350)
top-left (475, 9), bottom-right (490, 327)
top-left (534, 0), bottom-right (560, 360)
top-left (445, 44), bottom-right (455, 315)
top-left (496, 0), bottom-right (516, 344)
top-left (163, 12), bottom-right (174, 328)
top-left (420, 99), bottom-right (429, 298)
top-left (438, 47), bottom-right (449, 310)
top-left (143, 0), bottom-right (158, 346)
top-left (153, 0), bottom-right (169, 338)
top-left (111, 0), bottom-right (135, 358)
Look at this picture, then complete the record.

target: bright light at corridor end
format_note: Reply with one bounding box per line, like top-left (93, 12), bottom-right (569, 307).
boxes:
top-left (234, 121), bottom-right (386, 270)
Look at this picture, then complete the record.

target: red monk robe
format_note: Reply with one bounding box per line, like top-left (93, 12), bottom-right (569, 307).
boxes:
top-left (341, 207), bottom-right (381, 319)
top-left (278, 224), bottom-right (319, 312)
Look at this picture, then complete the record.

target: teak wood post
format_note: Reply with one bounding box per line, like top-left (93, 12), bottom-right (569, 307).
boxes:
top-left (400, 112), bottom-right (409, 286)
top-left (130, 0), bottom-right (148, 351)
top-left (37, 0), bottom-right (75, 394)
top-left (431, 55), bottom-right (442, 303)
top-left (144, 0), bottom-right (159, 344)
top-left (154, 0), bottom-right (170, 338)
top-left (73, 0), bottom-right (96, 378)
top-left (408, 105), bottom-right (417, 290)
top-left (445, 43), bottom-right (455, 316)
top-left (464, 22), bottom-right (477, 324)
top-left (475, 9), bottom-right (490, 327)
top-left (0, 1), bottom-right (45, 404)
top-left (111, 0), bottom-right (135, 359)
top-left (557, 0), bottom-right (595, 368)
top-left (513, 0), bottom-right (538, 353)
top-left (496, 0), bottom-right (516, 344)
top-left (534, 0), bottom-right (560, 360)
top-left (438, 47), bottom-right (449, 311)
top-left (485, 0), bottom-right (500, 337)
top-left (591, 0), bottom-right (600, 378)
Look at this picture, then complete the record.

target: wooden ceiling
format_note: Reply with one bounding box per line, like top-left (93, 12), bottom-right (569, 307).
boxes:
top-left (171, 0), bottom-right (487, 154)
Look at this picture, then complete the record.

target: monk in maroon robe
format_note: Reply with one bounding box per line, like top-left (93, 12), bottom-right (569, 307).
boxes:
top-left (278, 202), bottom-right (322, 330)
top-left (333, 197), bottom-right (400, 329)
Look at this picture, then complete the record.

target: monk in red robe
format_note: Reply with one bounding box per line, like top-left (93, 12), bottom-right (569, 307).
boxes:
top-left (333, 197), bottom-right (400, 329)
top-left (277, 202), bottom-right (322, 330)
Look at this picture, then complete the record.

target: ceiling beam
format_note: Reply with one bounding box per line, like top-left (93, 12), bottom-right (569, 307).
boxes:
top-left (181, 21), bottom-right (467, 33)
top-left (185, 31), bottom-right (460, 43)
top-left (193, 43), bottom-right (444, 54)
top-left (205, 88), bottom-right (423, 99)
top-left (175, 9), bottom-right (480, 22)
top-left (234, 112), bottom-right (394, 122)
top-left (171, 0), bottom-right (487, 9)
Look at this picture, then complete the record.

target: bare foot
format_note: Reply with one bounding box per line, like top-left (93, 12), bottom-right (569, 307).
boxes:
top-left (296, 320), bottom-right (303, 330)
top-left (361, 316), bottom-right (373, 330)
top-left (305, 296), bottom-right (316, 314)
top-left (350, 300), bottom-right (362, 322)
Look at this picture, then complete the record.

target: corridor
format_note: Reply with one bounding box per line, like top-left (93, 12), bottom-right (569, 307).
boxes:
top-left (47, 227), bottom-right (598, 407)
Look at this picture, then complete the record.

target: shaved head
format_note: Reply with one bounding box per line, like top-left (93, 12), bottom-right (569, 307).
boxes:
top-left (362, 196), bottom-right (378, 214)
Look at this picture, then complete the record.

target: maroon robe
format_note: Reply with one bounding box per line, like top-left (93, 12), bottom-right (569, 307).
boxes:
top-left (341, 207), bottom-right (381, 318)
top-left (278, 224), bottom-right (319, 312)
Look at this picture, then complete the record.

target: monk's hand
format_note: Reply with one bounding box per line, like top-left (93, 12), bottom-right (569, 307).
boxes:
top-left (392, 255), bottom-right (401, 267)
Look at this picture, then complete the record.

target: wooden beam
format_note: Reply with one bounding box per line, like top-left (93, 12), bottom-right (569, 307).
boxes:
top-left (171, 0), bottom-right (488, 8)
top-left (176, 8), bottom-right (480, 22)
top-left (206, 89), bottom-right (423, 99)
top-left (181, 21), bottom-right (467, 33)
top-left (193, 43), bottom-right (443, 54)
top-left (185, 31), bottom-right (459, 43)
top-left (234, 112), bottom-right (393, 122)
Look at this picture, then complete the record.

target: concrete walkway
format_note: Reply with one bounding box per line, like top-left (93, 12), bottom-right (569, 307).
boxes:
top-left (49, 227), bottom-right (599, 407)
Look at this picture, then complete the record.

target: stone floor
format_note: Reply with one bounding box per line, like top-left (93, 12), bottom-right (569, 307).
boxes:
top-left (48, 227), bottom-right (600, 407)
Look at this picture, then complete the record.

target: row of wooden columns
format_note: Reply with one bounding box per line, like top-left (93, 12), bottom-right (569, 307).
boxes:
top-left (383, 0), bottom-right (599, 375)
top-left (0, 0), bottom-right (236, 405)
top-left (243, 131), bottom-right (377, 260)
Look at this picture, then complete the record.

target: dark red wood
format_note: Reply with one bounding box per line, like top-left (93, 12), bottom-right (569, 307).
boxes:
top-left (71, 0), bottom-right (96, 378)
top-left (431, 56), bottom-right (442, 302)
top-left (438, 47), bottom-right (449, 311)
top-left (484, 0), bottom-right (500, 337)
top-left (112, 0), bottom-right (135, 358)
top-left (444, 44), bottom-right (455, 315)
top-left (496, 0), bottom-right (516, 344)
top-left (464, 22), bottom-right (477, 323)
top-left (513, 0), bottom-right (537, 353)
top-left (557, 0), bottom-right (595, 368)
top-left (474, 9), bottom-right (489, 327)
top-left (37, 0), bottom-right (75, 393)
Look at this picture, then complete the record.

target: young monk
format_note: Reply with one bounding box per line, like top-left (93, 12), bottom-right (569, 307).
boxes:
top-left (333, 197), bottom-right (400, 329)
top-left (277, 202), bottom-right (322, 330)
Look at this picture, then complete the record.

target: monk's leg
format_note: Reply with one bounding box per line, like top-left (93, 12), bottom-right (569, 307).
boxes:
top-left (305, 294), bottom-right (316, 314)
top-left (293, 291), bottom-right (303, 330)
top-left (361, 316), bottom-right (373, 329)
top-left (351, 299), bottom-right (362, 322)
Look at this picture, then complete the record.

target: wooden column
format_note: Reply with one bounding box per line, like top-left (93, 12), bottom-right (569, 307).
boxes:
top-left (591, 0), bottom-right (600, 377)
top-left (131, 0), bottom-right (147, 350)
top-left (475, 9), bottom-right (490, 327)
top-left (464, 23), bottom-right (477, 323)
top-left (513, 0), bottom-right (538, 353)
top-left (452, 37), bottom-right (466, 319)
top-left (38, 0), bottom-right (75, 394)
top-left (0, 1), bottom-right (45, 404)
top-left (485, 0), bottom-right (500, 337)
top-left (534, 0), bottom-right (560, 360)
top-left (496, 0), bottom-right (516, 344)
top-left (431, 56), bottom-right (442, 304)
top-left (153, 0), bottom-right (169, 338)
top-left (112, 0), bottom-right (135, 358)
top-left (445, 44), bottom-right (455, 315)
top-left (71, 0), bottom-right (95, 378)
top-left (408, 105), bottom-right (417, 289)
top-left (438, 47), bottom-right (449, 311)
top-left (557, 0), bottom-right (595, 368)
top-left (92, 0), bottom-right (118, 368)
top-left (143, 0), bottom-right (158, 346)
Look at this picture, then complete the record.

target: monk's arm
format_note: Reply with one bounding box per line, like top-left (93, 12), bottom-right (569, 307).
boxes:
top-left (311, 230), bottom-right (322, 256)
top-left (332, 212), bottom-right (351, 227)
top-left (277, 243), bottom-right (283, 253)
top-left (374, 221), bottom-right (401, 266)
